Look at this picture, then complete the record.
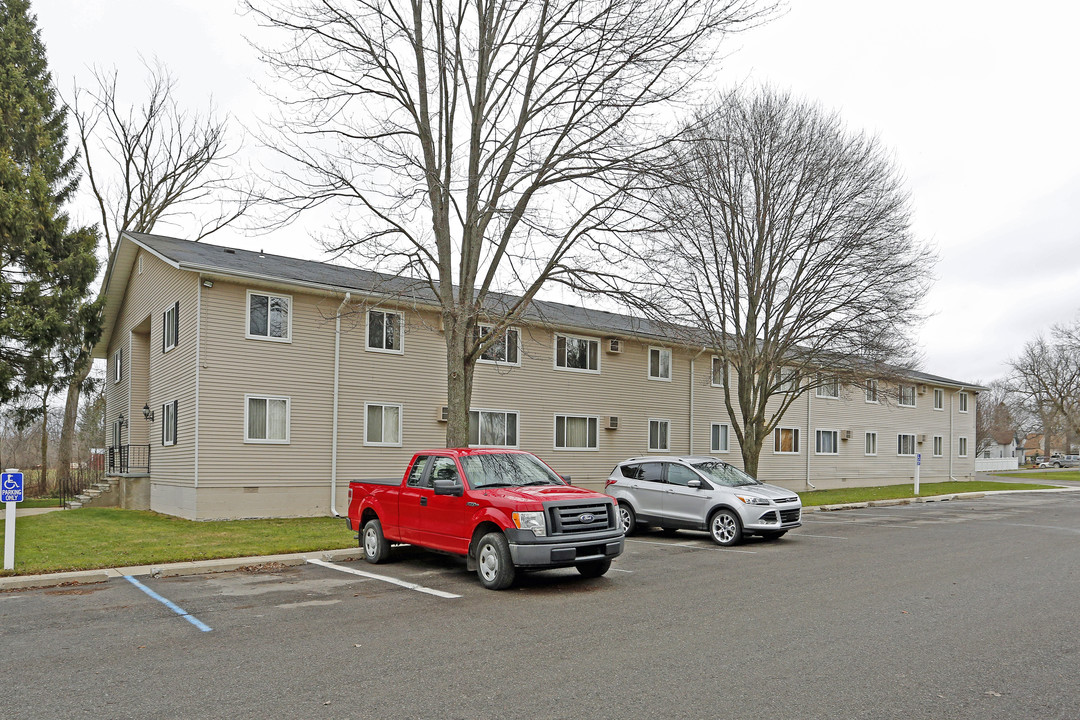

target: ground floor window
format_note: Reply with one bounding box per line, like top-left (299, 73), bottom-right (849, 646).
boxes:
top-left (865, 431), bottom-right (877, 456)
top-left (933, 435), bottom-right (943, 457)
top-left (554, 415), bottom-right (598, 450)
top-left (958, 437), bottom-right (968, 457)
top-left (365, 403), bottom-right (402, 446)
top-left (161, 401), bottom-right (178, 446)
top-left (470, 409), bottom-right (518, 448)
top-left (774, 427), bottom-right (800, 454)
top-left (649, 419), bottom-right (670, 451)
top-left (816, 430), bottom-right (839, 454)
top-left (711, 423), bottom-right (729, 453)
top-left (246, 396), bottom-right (290, 443)
top-left (897, 433), bottom-right (916, 456)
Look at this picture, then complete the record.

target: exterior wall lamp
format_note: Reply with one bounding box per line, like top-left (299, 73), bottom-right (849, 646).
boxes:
top-left (142, 403), bottom-right (155, 422)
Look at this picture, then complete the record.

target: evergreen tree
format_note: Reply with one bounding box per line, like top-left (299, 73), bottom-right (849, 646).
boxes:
top-left (0, 0), bottom-right (100, 408)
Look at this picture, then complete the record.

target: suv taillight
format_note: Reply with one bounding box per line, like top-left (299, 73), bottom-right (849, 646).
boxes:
top-left (605, 478), bottom-right (617, 488)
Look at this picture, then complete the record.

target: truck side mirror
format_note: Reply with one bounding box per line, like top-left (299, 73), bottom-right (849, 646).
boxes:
top-left (562, 475), bottom-right (572, 485)
top-left (433, 478), bottom-right (463, 497)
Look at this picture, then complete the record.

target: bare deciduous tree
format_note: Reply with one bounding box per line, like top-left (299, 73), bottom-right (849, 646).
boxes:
top-left (975, 380), bottom-right (1015, 456)
top-left (244, 0), bottom-right (775, 446)
top-left (1006, 320), bottom-right (1080, 452)
top-left (634, 87), bottom-right (934, 476)
top-left (56, 61), bottom-right (258, 482)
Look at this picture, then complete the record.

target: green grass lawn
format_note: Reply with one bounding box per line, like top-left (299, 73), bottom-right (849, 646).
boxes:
top-left (0, 508), bottom-right (355, 576)
top-left (991, 470), bottom-right (1080, 482)
top-left (798, 480), bottom-right (1059, 507)
top-left (13, 498), bottom-right (64, 509)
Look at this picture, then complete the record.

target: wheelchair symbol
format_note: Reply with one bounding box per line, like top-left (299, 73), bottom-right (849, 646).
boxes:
top-left (2, 477), bottom-right (18, 490)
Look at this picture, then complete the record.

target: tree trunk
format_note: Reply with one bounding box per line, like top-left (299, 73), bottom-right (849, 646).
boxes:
top-left (57, 358), bottom-right (91, 489)
top-left (740, 422), bottom-right (764, 478)
top-left (39, 392), bottom-right (50, 496)
top-left (443, 314), bottom-right (476, 449)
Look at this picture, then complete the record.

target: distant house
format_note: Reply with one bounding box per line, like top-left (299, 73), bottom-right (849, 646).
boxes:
top-left (94, 232), bottom-right (983, 520)
top-left (981, 430), bottom-right (1017, 459)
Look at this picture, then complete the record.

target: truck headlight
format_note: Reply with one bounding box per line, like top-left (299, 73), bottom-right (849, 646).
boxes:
top-left (512, 511), bottom-right (547, 537)
top-left (735, 495), bottom-right (770, 506)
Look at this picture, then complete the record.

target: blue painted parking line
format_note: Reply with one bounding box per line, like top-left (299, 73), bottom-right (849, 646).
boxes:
top-left (123, 575), bottom-right (212, 632)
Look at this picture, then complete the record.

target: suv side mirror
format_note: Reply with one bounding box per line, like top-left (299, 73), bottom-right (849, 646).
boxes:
top-left (687, 479), bottom-right (701, 489)
top-left (433, 478), bottom-right (463, 496)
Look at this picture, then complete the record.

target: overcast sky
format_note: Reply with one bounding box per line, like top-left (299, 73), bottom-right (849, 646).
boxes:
top-left (34, 0), bottom-right (1080, 385)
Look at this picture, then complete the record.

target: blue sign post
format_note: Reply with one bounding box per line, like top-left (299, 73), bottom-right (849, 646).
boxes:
top-left (914, 454), bottom-right (921, 496)
top-left (3, 470), bottom-right (22, 570)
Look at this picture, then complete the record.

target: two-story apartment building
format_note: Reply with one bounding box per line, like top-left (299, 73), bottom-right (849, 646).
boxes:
top-left (96, 232), bottom-right (981, 520)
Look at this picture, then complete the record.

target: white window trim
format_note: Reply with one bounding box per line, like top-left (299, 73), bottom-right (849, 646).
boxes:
top-left (710, 356), bottom-right (727, 388)
top-left (865, 379), bottom-right (879, 404)
top-left (245, 290), bottom-right (293, 343)
top-left (815, 376), bottom-right (840, 399)
top-left (864, 431), bottom-right (878, 457)
top-left (774, 427), bottom-right (801, 455)
top-left (553, 332), bottom-right (601, 374)
top-left (647, 346), bottom-right (672, 382)
top-left (163, 303), bottom-right (178, 353)
top-left (553, 414), bottom-right (600, 451)
top-left (710, 422), bottom-right (730, 454)
top-left (897, 433), bottom-right (916, 457)
top-left (113, 347), bottom-right (123, 383)
top-left (476, 324), bottom-right (521, 367)
top-left (469, 408), bottom-right (520, 449)
top-left (933, 435), bottom-right (944, 457)
top-left (958, 436), bottom-right (968, 457)
top-left (958, 391), bottom-right (969, 413)
top-left (815, 428), bottom-right (840, 455)
top-left (161, 401), bottom-right (177, 446)
top-left (933, 388), bottom-right (944, 411)
top-left (898, 385), bottom-right (917, 408)
top-left (365, 308), bottom-right (405, 355)
top-left (364, 402), bottom-right (403, 447)
top-left (648, 418), bottom-right (671, 452)
top-left (244, 394), bottom-right (291, 444)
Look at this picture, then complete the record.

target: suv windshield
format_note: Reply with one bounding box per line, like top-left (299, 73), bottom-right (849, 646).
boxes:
top-left (460, 453), bottom-right (566, 489)
top-left (691, 461), bottom-right (761, 488)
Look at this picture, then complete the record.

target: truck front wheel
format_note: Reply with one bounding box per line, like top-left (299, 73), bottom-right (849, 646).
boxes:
top-left (576, 558), bottom-right (612, 578)
top-left (476, 532), bottom-right (516, 590)
top-left (362, 518), bottom-right (391, 564)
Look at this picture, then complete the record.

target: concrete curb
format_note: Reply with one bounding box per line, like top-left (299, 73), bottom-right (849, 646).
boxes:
top-left (0, 546), bottom-right (363, 592)
top-left (804, 485), bottom-right (1080, 514)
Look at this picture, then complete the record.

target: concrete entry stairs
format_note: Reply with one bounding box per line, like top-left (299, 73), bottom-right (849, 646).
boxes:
top-left (66, 475), bottom-right (150, 510)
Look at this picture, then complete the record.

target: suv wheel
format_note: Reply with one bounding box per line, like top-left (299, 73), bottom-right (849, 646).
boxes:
top-left (617, 503), bottom-right (637, 535)
top-left (709, 509), bottom-right (742, 546)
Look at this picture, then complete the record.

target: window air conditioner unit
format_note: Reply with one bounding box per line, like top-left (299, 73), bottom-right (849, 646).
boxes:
top-left (606, 416), bottom-right (619, 430)
top-left (606, 338), bottom-right (623, 354)
top-left (917, 434), bottom-right (927, 443)
top-left (917, 384), bottom-right (927, 394)
top-left (841, 430), bottom-right (852, 440)
top-left (438, 406), bottom-right (449, 423)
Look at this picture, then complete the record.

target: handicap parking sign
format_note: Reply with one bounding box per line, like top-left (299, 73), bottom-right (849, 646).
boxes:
top-left (1, 472), bottom-right (23, 502)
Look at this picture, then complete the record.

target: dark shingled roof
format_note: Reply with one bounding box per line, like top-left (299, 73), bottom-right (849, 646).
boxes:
top-left (124, 231), bottom-right (985, 389)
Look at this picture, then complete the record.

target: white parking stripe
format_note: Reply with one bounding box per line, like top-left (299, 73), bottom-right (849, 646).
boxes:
top-left (791, 533), bottom-right (847, 539)
top-left (626, 539), bottom-right (756, 554)
top-left (123, 575), bottom-right (212, 632)
top-left (307, 559), bottom-right (461, 598)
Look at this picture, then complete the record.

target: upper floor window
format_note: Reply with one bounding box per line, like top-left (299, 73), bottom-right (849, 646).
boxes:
top-left (367, 309), bottom-right (403, 353)
top-left (161, 400), bottom-right (178, 446)
top-left (648, 419), bottom-right (670, 452)
top-left (163, 302), bottom-right (179, 352)
top-left (477, 324), bottom-right (520, 365)
top-left (774, 427), bottom-right (800, 454)
top-left (247, 291), bottom-right (291, 342)
top-left (555, 415), bottom-right (598, 450)
top-left (246, 395), bottom-right (290, 443)
top-left (113, 347), bottom-right (123, 383)
top-left (777, 367), bottom-right (799, 393)
top-left (959, 392), bottom-right (969, 413)
top-left (555, 333), bottom-right (599, 373)
top-left (865, 379), bottom-right (878, 403)
top-left (711, 356), bottom-right (727, 387)
top-left (816, 376), bottom-right (839, 399)
top-left (898, 384), bottom-right (916, 407)
top-left (933, 388), bottom-right (944, 410)
top-left (470, 409), bottom-right (518, 448)
top-left (649, 347), bottom-right (671, 381)
top-left (365, 403), bottom-right (402, 446)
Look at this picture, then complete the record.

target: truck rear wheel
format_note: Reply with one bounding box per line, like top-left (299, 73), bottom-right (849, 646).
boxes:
top-left (362, 518), bottom-right (391, 564)
top-left (575, 558), bottom-right (612, 578)
top-left (476, 532), bottom-right (515, 590)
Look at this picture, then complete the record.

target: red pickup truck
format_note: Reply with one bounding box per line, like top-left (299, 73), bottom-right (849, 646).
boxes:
top-left (346, 448), bottom-right (624, 589)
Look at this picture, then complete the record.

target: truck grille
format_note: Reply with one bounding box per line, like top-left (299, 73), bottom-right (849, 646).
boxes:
top-left (780, 508), bottom-right (801, 524)
top-left (547, 502), bottom-right (614, 534)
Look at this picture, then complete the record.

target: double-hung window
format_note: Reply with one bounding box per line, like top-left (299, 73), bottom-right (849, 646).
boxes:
top-left (648, 419), bottom-right (670, 452)
top-left (865, 431), bottom-right (878, 456)
top-left (816, 376), bottom-right (840, 399)
top-left (933, 388), bottom-right (944, 410)
top-left (163, 301), bottom-right (179, 352)
top-left (247, 291), bottom-right (291, 341)
top-left (367, 309), bottom-right (403, 353)
top-left (477, 324), bottom-right (520, 365)
top-left (959, 392), bottom-right (969, 413)
top-left (958, 437), bottom-right (968, 457)
top-left (711, 423), bottom-right (729, 453)
top-left (774, 427), bottom-right (800, 454)
top-left (246, 396), bottom-right (290, 443)
top-left (898, 385), bottom-right (916, 407)
top-left (865, 379), bottom-right (878, 403)
top-left (113, 348), bottom-right (123, 383)
top-left (648, 347), bottom-right (671, 381)
top-left (816, 429), bottom-right (839, 455)
top-left (897, 433), bottom-right (916, 456)
top-left (778, 367), bottom-right (799, 393)
top-left (711, 357), bottom-right (727, 387)
top-left (555, 334), bottom-right (599, 372)
top-left (365, 403), bottom-right (402, 446)
top-left (161, 400), bottom-right (178, 446)
top-left (933, 435), bottom-right (943, 457)
top-left (469, 409), bottom-right (518, 447)
top-left (555, 415), bottom-right (598, 450)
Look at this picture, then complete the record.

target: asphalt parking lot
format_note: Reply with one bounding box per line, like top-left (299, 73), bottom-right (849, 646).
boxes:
top-left (3, 491), bottom-right (1079, 719)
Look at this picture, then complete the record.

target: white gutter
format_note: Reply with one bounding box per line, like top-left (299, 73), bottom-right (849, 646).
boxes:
top-left (330, 292), bottom-right (352, 517)
top-left (688, 347), bottom-right (707, 454)
top-left (805, 390), bottom-right (815, 489)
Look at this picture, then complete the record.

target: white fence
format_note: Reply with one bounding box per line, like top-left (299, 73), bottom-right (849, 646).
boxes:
top-left (975, 457), bottom-right (1019, 472)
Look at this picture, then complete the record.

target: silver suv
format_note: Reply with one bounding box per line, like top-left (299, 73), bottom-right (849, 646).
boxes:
top-left (604, 456), bottom-right (802, 546)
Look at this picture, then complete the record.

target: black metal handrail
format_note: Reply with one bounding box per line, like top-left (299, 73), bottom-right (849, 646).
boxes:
top-left (107, 444), bottom-right (151, 474)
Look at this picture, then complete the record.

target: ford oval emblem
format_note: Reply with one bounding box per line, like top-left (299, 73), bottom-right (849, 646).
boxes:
top-left (579, 513), bottom-right (595, 524)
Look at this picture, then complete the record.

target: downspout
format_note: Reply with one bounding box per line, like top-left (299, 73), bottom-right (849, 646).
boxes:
top-left (688, 347), bottom-right (707, 454)
top-left (805, 390), bottom-right (815, 489)
top-left (949, 386), bottom-right (963, 481)
top-left (330, 292), bottom-right (351, 517)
